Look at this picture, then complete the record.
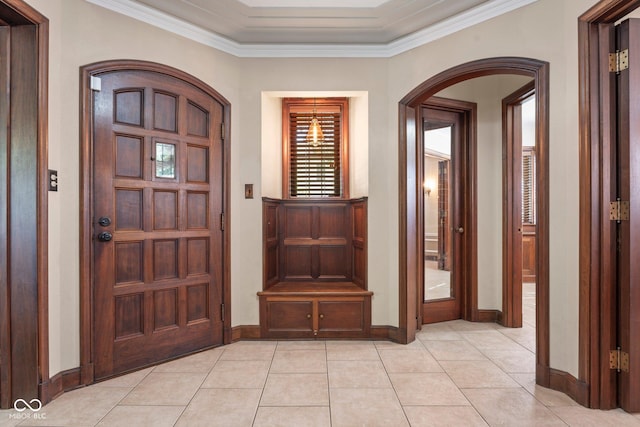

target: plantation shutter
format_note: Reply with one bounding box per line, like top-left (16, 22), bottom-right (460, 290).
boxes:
top-left (288, 105), bottom-right (342, 197)
top-left (522, 149), bottom-right (536, 224)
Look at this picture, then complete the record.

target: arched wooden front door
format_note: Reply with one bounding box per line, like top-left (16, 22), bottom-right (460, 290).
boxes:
top-left (80, 61), bottom-right (230, 381)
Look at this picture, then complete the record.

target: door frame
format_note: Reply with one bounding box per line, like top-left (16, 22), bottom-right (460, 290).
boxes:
top-left (419, 97), bottom-right (477, 325)
top-left (578, 0), bottom-right (640, 409)
top-left (79, 60), bottom-right (231, 386)
top-left (398, 57), bottom-right (551, 387)
top-left (0, 0), bottom-right (49, 408)
top-left (501, 81), bottom-right (535, 328)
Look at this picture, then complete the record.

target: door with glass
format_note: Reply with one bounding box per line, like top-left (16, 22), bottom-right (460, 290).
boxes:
top-left (422, 106), bottom-right (464, 323)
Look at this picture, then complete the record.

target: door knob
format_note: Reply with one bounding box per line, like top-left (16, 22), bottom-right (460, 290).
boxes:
top-left (456, 227), bottom-right (464, 234)
top-left (98, 216), bottom-right (112, 227)
top-left (97, 231), bottom-right (113, 242)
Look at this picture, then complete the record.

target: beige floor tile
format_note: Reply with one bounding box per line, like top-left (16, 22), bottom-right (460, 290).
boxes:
top-left (403, 406), bottom-right (488, 426)
top-left (202, 360), bottom-right (271, 388)
top-left (328, 360), bottom-right (391, 388)
top-left (120, 372), bottom-right (206, 406)
top-left (445, 320), bottom-right (498, 331)
top-left (482, 349), bottom-right (536, 373)
top-left (463, 388), bottom-right (565, 426)
top-left (462, 330), bottom-right (528, 352)
top-left (219, 341), bottom-right (277, 361)
top-left (176, 388), bottom-right (261, 427)
top-left (416, 327), bottom-right (465, 341)
top-left (440, 360), bottom-right (520, 388)
top-left (18, 386), bottom-right (130, 426)
top-left (510, 373), bottom-right (579, 407)
top-left (374, 339), bottom-right (426, 350)
top-left (326, 343), bottom-right (380, 361)
top-left (253, 406), bottom-right (331, 427)
top-left (93, 367), bottom-right (153, 388)
top-left (497, 325), bottom-right (536, 352)
top-left (378, 349), bottom-right (443, 373)
top-left (261, 373), bottom-right (329, 406)
top-left (389, 373), bottom-right (469, 406)
top-left (96, 405), bottom-right (184, 427)
top-left (270, 349), bottom-right (327, 373)
top-left (153, 348), bottom-right (223, 373)
top-left (0, 409), bottom-right (23, 427)
top-left (330, 388), bottom-right (409, 427)
top-left (551, 406), bottom-right (640, 427)
top-left (276, 340), bottom-right (326, 350)
top-left (423, 340), bottom-right (487, 361)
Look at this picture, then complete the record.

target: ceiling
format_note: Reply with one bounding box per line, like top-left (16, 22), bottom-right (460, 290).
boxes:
top-left (86, 0), bottom-right (538, 57)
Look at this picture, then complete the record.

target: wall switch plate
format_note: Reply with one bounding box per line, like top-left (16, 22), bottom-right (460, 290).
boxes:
top-left (245, 184), bottom-right (253, 199)
top-left (48, 169), bottom-right (58, 191)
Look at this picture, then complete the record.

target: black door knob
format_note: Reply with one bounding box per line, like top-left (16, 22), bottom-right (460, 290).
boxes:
top-left (98, 216), bottom-right (112, 227)
top-left (98, 231), bottom-right (113, 242)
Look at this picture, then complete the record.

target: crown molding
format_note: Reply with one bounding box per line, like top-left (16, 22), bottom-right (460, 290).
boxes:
top-left (85, 0), bottom-right (538, 58)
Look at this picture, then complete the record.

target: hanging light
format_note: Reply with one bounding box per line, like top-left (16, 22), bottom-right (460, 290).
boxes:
top-left (306, 99), bottom-right (325, 147)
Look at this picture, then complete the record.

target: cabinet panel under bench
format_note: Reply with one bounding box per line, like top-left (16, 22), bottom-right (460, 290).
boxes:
top-left (258, 284), bottom-right (372, 339)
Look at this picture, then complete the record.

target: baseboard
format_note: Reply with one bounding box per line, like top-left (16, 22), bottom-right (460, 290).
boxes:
top-left (231, 325), bottom-right (261, 341)
top-left (370, 325), bottom-right (401, 342)
top-left (40, 367), bottom-right (82, 404)
top-left (476, 309), bottom-right (502, 323)
top-left (548, 368), bottom-right (589, 407)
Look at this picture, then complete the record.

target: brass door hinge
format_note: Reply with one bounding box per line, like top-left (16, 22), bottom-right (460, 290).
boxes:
top-left (221, 123), bottom-right (225, 141)
top-left (609, 347), bottom-right (630, 373)
top-left (609, 49), bottom-right (629, 73)
top-left (609, 199), bottom-right (630, 222)
top-left (220, 212), bottom-right (225, 231)
top-left (221, 303), bottom-right (225, 322)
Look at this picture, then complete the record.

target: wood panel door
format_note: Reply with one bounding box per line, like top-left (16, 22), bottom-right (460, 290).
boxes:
top-left (92, 70), bottom-right (224, 379)
top-left (615, 17), bottom-right (640, 413)
top-left (422, 106), bottom-right (464, 323)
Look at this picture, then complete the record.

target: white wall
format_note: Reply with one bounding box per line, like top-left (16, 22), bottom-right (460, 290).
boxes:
top-left (26, 0), bottom-right (597, 379)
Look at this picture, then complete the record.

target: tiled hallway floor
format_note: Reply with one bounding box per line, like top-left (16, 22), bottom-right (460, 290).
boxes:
top-left (2, 318), bottom-right (639, 426)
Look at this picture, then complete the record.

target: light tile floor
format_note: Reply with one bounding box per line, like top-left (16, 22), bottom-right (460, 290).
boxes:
top-left (1, 286), bottom-right (639, 426)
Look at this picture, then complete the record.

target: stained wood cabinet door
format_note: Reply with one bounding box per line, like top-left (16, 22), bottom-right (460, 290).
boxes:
top-left (317, 300), bottom-right (366, 333)
top-left (266, 300), bottom-right (314, 333)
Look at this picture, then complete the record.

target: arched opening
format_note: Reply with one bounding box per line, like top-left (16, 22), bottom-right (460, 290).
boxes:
top-left (398, 57), bottom-right (551, 387)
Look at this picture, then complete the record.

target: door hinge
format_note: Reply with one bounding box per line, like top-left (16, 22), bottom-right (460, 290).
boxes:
top-left (609, 199), bottom-right (630, 222)
top-left (220, 212), bottom-right (225, 231)
top-left (90, 75), bottom-right (102, 91)
top-left (220, 123), bottom-right (225, 141)
top-left (221, 303), bottom-right (225, 322)
top-left (609, 49), bottom-right (629, 73)
top-left (609, 347), bottom-right (630, 373)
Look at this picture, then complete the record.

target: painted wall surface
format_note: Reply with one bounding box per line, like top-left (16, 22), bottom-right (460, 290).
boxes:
top-left (27, 0), bottom-right (595, 379)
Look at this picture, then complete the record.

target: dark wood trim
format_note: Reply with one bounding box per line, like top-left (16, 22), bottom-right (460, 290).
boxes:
top-left (0, 0), bottom-right (48, 409)
top-left (231, 325), bottom-right (261, 341)
top-left (40, 368), bottom-right (82, 404)
top-left (502, 81), bottom-right (535, 328)
top-left (549, 368), bottom-right (590, 408)
top-left (79, 60), bottom-right (232, 386)
top-left (399, 57), bottom-right (550, 387)
top-left (578, 0), bottom-right (640, 410)
top-left (370, 325), bottom-right (401, 341)
top-left (476, 309), bottom-right (502, 323)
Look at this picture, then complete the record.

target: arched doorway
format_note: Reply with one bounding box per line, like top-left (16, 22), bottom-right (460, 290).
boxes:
top-left (398, 57), bottom-right (551, 387)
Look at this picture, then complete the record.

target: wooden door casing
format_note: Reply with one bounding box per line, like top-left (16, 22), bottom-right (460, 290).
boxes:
top-left (421, 104), bottom-right (465, 324)
top-left (91, 68), bottom-right (225, 379)
top-left (615, 18), bottom-right (640, 413)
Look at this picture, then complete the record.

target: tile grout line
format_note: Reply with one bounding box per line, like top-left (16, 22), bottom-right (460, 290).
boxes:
top-left (250, 341), bottom-right (277, 426)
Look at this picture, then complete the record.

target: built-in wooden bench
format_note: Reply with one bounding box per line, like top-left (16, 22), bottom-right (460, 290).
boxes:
top-left (259, 198), bottom-right (370, 339)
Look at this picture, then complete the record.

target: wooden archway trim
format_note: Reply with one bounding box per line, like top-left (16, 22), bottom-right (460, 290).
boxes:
top-left (398, 57), bottom-right (550, 387)
top-left (79, 59), bottom-right (232, 386)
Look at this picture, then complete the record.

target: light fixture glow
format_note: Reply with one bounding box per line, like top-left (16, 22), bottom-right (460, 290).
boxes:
top-left (306, 100), bottom-right (325, 147)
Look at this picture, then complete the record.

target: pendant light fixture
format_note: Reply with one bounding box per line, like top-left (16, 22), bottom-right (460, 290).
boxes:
top-left (306, 98), bottom-right (325, 147)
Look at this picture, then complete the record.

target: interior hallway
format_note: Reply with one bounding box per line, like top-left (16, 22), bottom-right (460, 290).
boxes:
top-left (2, 314), bottom-right (639, 426)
